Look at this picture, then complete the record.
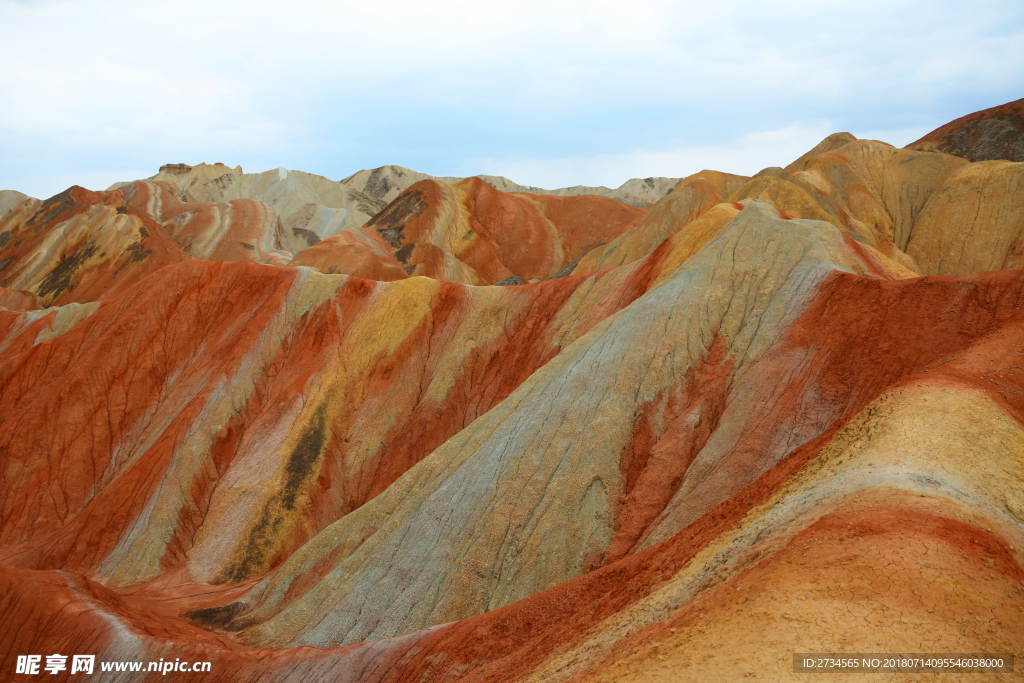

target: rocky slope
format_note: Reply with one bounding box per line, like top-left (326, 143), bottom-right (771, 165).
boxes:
top-left (1, 101), bottom-right (1023, 682)
top-left (111, 164), bottom-right (678, 258)
top-left (906, 98), bottom-right (1024, 162)
top-left (350, 176), bottom-right (648, 284)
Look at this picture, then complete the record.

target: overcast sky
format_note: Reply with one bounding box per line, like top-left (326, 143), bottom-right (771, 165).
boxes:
top-left (1, 0), bottom-right (1022, 198)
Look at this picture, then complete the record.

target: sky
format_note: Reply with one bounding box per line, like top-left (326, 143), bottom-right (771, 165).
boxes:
top-left (1, 0), bottom-right (1022, 198)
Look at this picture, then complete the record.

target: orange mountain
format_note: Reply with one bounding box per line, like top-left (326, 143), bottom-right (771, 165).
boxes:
top-left (1, 101), bottom-right (1023, 682)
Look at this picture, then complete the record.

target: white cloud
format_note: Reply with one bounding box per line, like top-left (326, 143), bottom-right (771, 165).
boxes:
top-left (0, 0), bottom-right (1021, 196)
top-left (469, 121), bottom-right (837, 189)
top-left (850, 127), bottom-right (932, 148)
top-left (20, 169), bottom-right (153, 199)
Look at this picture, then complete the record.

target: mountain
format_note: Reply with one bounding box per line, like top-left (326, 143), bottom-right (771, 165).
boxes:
top-left (1, 100), bottom-right (1023, 682)
top-left (906, 97), bottom-right (1024, 162)
top-left (108, 164), bottom-right (679, 259)
top-left (346, 175), bottom-right (648, 284)
top-left (477, 174), bottom-right (682, 206)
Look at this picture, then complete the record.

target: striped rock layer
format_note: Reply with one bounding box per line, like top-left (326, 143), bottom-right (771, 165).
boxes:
top-left (906, 97), bottom-right (1024, 163)
top-left (2, 103), bottom-right (1024, 682)
top-left (121, 163), bottom-right (678, 256)
top-left (353, 176), bottom-right (648, 284)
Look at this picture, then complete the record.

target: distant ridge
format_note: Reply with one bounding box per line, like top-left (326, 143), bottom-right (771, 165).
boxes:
top-left (106, 163), bottom-right (680, 256)
top-left (906, 97), bottom-right (1024, 162)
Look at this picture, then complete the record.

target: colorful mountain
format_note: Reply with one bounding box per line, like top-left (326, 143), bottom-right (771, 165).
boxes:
top-left (1, 101), bottom-right (1023, 682)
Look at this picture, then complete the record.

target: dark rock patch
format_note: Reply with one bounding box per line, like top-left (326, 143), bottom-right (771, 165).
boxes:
top-left (495, 275), bottom-right (523, 286)
top-left (291, 227), bottom-right (320, 246)
top-left (550, 256), bottom-right (583, 280)
top-left (367, 189), bottom-right (428, 249)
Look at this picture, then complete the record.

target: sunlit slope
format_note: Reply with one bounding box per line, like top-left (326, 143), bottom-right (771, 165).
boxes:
top-left (2, 204), bottom-right (1021, 682)
top-left (341, 176), bottom-right (647, 284)
top-left (0, 220), bottom-right (691, 590)
top-left (1, 100), bottom-right (1023, 683)
top-left (0, 185), bottom-right (187, 306)
top-left (907, 97), bottom-right (1024, 162)
top-left (113, 163), bottom-right (678, 257)
top-left (567, 135), bottom-right (1022, 280)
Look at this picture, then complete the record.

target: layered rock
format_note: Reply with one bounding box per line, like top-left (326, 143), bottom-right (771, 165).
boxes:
top-left (0, 180), bottom-right (295, 310)
top-left (150, 164), bottom-right (447, 254)
top-left (0, 185), bottom-right (187, 306)
top-left (906, 97), bottom-right (1024, 162)
top-left (905, 160), bottom-right (1024, 274)
top-left (479, 174), bottom-right (682, 207)
top-left (120, 180), bottom-right (292, 265)
top-left (287, 229), bottom-right (408, 281)
top-left (343, 176), bottom-right (647, 284)
top-left (568, 131), bottom-right (1024, 279)
top-left (3, 195), bottom-right (1021, 681)
top-left (1, 101), bottom-right (1024, 683)
top-left (219, 202), bottom-right (916, 649)
top-left (571, 170), bottom-right (748, 275)
top-left (0, 189), bottom-right (38, 220)
top-left (116, 164), bottom-right (679, 258)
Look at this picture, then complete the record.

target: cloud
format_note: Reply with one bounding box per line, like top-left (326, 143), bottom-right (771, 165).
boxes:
top-left (467, 121), bottom-right (838, 188)
top-left (1, 0), bottom-right (1021, 197)
top-left (464, 120), bottom-right (949, 190)
top-left (23, 169), bottom-right (154, 198)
